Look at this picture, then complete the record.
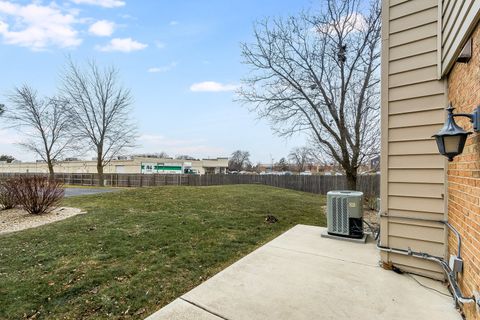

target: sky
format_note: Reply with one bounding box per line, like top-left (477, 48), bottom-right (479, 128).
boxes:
top-left (0, 0), bottom-right (315, 164)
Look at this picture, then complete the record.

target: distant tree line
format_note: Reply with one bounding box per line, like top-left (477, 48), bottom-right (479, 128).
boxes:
top-left (228, 147), bottom-right (319, 173)
top-left (0, 155), bottom-right (15, 163)
top-left (228, 150), bottom-right (251, 171)
top-left (133, 153), bottom-right (198, 161)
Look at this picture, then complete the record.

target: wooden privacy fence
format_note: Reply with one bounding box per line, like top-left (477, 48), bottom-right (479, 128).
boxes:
top-left (0, 173), bottom-right (380, 196)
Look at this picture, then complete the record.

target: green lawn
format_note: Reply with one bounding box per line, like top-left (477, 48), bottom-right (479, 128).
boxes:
top-left (0, 185), bottom-right (325, 319)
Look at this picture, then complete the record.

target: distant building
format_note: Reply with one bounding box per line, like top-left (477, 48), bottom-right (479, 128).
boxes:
top-left (0, 156), bottom-right (229, 175)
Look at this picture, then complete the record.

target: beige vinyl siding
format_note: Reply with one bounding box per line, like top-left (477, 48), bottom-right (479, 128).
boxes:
top-left (389, 125), bottom-right (443, 142)
top-left (389, 81), bottom-right (445, 102)
top-left (389, 51), bottom-right (437, 74)
top-left (389, 196), bottom-right (444, 213)
top-left (389, 255), bottom-right (444, 277)
top-left (390, 37), bottom-right (437, 61)
top-left (388, 169), bottom-right (444, 184)
top-left (388, 237), bottom-right (445, 258)
top-left (390, 7), bottom-right (438, 34)
top-left (388, 223), bottom-right (444, 244)
top-left (388, 141), bottom-right (440, 156)
top-left (387, 209), bottom-right (446, 220)
top-left (388, 155), bottom-right (444, 169)
top-left (388, 108), bottom-right (445, 127)
top-left (441, 0), bottom-right (480, 74)
top-left (390, 22), bottom-right (438, 47)
top-left (389, 182), bottom-right (444, 198)
top-left (388, 94), bottom-right (446, 114)
top-left (381, 0), bottom-right (447, 279)
top-left (389, 0), bottom-right (437, 20)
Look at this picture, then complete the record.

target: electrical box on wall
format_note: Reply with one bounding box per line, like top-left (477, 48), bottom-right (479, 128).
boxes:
top-left (449, 255), bottom-right (463, 275)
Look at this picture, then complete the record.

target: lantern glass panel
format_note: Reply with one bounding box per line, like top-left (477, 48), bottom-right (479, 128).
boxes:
top-left (444, 135), bottom-right (461, 153)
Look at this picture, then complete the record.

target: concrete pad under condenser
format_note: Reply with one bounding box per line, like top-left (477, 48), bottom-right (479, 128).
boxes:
top-left (146, 225), bottom-right (461, 320)
top-left (320, 230), bottom-right (368, 243)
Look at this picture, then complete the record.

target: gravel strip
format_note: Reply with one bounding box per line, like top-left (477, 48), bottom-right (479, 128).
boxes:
top-left (0, 207), bottom-right (85, 235)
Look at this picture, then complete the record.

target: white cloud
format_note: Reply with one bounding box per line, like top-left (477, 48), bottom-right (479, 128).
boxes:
top-left (169, 21), bottom-right (178, 26)
top-left (89, 20), bottom-right (115, 37)
top-left (71, 0), bottom-right (125, 8)
top-left (0, 1), bottom-right (81, 50)
top-left (97, 37), bottom-right (147, 52)
top-left (316, 12), bottom-right (367, 35)
top-left (137, 134), bottom-right (225, 158)
top-left (190, 81), bottom-right (239, 92)
top-left (0, 129), bottom-right (20, 145)
top-left (0, 21), bottom-right (7, 33)
top-left (342, 13), bottom-right (367, 32)
top-left (148, 62), bottom-right (177, 73)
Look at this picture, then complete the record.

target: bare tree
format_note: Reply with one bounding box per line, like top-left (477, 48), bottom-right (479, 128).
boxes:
top-left (61, 60), bottom-right (137, 186)
top-left (0, 155), bottom-right (15, 163)
top-left (288, 147), bottom-right (314, 172)
top-left (239, 0), bottom-right (381, 189)
top-left (275, 157), bottom-right (290, 172)
top-left (228, 150), bottom-right (251, 171)
top-left (6, 85), bottom-right (72, 178)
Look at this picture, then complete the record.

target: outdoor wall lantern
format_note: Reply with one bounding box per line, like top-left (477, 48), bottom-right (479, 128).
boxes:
top-left (432, 103), bottom-right (480, 161)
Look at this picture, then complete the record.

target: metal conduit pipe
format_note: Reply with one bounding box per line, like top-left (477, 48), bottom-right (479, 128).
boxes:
top-left (375, 216), bottom-right (477, 306)
top-left (376, 241), bottom-right (476, 305)
top-left (444, 221), bottom-right (462, 259)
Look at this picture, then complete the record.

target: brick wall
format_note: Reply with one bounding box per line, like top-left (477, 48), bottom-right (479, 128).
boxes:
top-left (447, 21), bottom-right (480, 320)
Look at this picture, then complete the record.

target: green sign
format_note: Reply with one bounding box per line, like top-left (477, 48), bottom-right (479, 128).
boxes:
top-left (155, 165), bottom-right (182, 171)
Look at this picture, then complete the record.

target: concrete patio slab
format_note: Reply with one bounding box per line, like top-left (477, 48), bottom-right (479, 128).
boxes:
top-left (146, 299), bottom-right (222, 320)
top-left (146, 225), bottom-right (461, 320)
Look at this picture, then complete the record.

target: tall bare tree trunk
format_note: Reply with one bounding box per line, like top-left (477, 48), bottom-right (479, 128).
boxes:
top-left (97, 149), bottom-right (104, 187)
top-left (47, 162), bottom-right (54, 181)
top-left (97, 162), bottom-right (104, 187)
top-left (345, 170), bottom-right (357, 191)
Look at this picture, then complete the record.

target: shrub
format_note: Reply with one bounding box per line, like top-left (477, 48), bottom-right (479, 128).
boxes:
top-left (0, 178), bottom-right (18, 210)
top-left (9, 176), bottom-right (64, 215)
top-left (364, 194), bottom-right (379, 211)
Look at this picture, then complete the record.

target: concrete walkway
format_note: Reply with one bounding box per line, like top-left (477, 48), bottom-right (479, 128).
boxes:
top-left (146, 225), bottom-right (461, 320)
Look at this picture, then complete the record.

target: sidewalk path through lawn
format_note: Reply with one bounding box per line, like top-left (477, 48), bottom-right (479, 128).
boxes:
top-left (64, 187), bottom-right (119, 197)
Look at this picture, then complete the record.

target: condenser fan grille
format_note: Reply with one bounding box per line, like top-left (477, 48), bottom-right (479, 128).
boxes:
top-left (331, 197), bottom-right (349, 234)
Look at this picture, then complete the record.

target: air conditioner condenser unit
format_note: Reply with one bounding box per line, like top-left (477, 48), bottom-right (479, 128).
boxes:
top-left (326, 190), bottom-right (364, 239)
